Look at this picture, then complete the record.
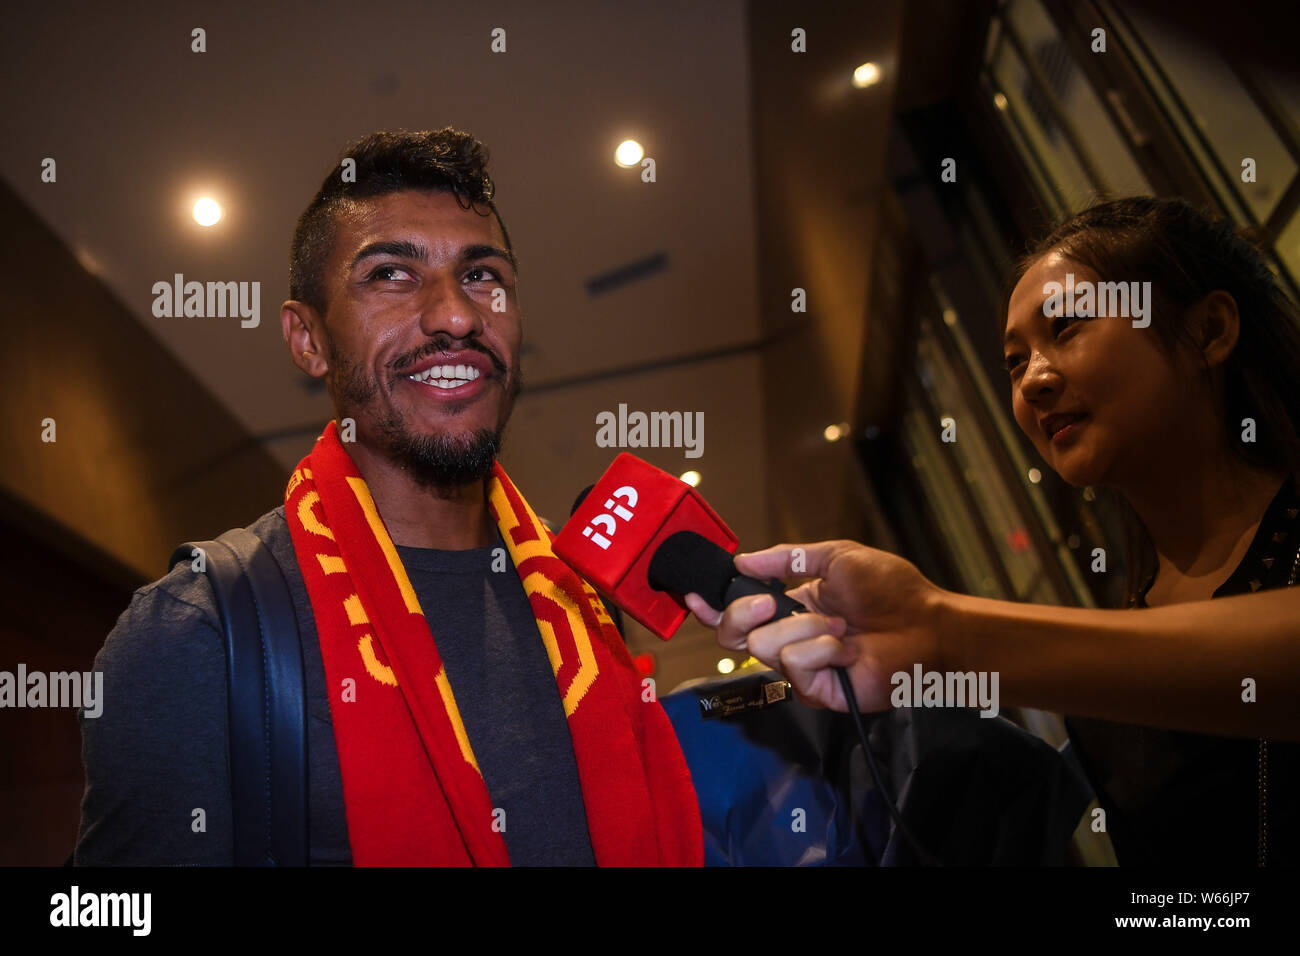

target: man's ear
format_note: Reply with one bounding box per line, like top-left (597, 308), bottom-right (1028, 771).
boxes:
top-left (282, 301), bottom-right (329, 378)
top-left (1194, 290), bottom-right (1241, 370)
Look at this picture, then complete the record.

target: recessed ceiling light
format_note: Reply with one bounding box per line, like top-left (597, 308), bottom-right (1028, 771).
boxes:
top-left (193, 197), bottom-right (222, 227)
top-left (852, 62), bottom-right (881, 88)
top-left (615, 139), bottom-right (644, 167)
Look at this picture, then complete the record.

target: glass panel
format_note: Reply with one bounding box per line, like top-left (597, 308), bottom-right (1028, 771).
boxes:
top-left (1276, 210), bottom-right (1300, 298)
top-left (989, 39), bottom-right (1097, 211)
top-left (914, 315), bottom-right (1059, 603)
top-left (900, 388), bottom-right (999, 597)
top-left (1002, 0), bottom-right (1154, 200)
top-left (1120, 5), bottom-right (1297, 226)
top-left (981, 70), bottom-right (1068, 219)
top-left (1264, 71), bottom-right (1300, 288)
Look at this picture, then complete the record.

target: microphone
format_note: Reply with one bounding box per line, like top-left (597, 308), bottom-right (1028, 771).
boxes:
top-left (568, 483), bottom-right (626, 641)
top-left (553, 453), bottom-right (941, 865)
top-left (553, 455), bottom-right (801, 637)
top-left (647, 531), bottom-right (806, 622)
top-left (551, 453), bottom-right (739, 639)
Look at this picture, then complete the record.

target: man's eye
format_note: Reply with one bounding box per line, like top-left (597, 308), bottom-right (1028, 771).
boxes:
top-left (465, 266), bottom-right (502, 283)
top-left (368, 265), bottom-right (414, 282)
top-left (1005, 355), bottom-right (1025, 376)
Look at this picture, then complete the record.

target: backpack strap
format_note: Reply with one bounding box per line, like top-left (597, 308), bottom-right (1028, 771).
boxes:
top-left (171, 528), bottom-right (308, 866)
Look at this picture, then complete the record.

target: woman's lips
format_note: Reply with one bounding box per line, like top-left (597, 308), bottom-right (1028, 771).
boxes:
top-left (1050, 414), bottom-right (1088, 446)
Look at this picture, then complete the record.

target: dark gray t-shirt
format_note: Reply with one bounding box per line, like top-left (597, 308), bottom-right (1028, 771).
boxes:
top-left (74, 505), bottom-right (595, 866)
top-left (394, 537), bottom-right (595, 865)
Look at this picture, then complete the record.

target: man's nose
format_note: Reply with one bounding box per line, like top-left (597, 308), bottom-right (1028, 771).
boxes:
top-left (416, 276), bottom-right (484, 341)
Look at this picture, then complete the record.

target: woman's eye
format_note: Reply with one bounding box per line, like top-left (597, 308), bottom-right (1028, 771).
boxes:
top-left (1051, 315), bottom-right (1083, 337)
top-left (1005, 355), bottom-right (1026, 376)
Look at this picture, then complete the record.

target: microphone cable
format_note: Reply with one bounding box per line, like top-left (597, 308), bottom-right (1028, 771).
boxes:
top-left (609, 521), bottom-right (945, 866)
top-left (832, 665), bottom-right (942, 866)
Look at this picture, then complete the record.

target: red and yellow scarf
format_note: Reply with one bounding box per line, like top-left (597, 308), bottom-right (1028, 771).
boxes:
top-left (284, 421), bottom-right (703, 865)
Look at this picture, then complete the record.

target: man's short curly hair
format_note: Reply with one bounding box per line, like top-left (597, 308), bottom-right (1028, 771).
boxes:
top-left (289, 127), bottom-right (513, 315)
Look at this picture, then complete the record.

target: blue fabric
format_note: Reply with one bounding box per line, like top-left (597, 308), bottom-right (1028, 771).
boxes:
top-left (662, 670), bottom-right (1093, 866)
top-left (662, 673), bottom-right (884, 866)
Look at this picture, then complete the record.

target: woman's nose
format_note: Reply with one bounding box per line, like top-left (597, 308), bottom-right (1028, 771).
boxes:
top-left (1019, 352), bottom-right (1062, 402)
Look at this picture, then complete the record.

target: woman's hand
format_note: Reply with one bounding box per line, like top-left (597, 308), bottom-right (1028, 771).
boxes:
top-left (684, 540), bottom-right (948, 713)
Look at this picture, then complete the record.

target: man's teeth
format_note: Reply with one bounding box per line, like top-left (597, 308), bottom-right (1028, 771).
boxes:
top-left (407, 364), bottom-right (483, 388)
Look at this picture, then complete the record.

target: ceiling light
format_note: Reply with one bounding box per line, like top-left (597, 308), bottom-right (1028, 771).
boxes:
top-left (193, 197), bottom-right (222, 227)
top-left (615, 139), bottom-right (644, 167)
top-left (852, 62), bottom-right (881, 88)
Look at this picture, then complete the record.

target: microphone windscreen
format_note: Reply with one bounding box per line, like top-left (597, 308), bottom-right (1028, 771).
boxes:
top-left (648, 530), bottom-right (736, 610)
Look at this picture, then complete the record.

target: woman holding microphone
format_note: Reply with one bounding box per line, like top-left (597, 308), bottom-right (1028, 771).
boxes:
top-left (685, 197), bottom-right (1300, 866)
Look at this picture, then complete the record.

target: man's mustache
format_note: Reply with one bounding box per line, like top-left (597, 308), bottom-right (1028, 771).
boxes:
top-left (392, 337), bottom-right (508, 378)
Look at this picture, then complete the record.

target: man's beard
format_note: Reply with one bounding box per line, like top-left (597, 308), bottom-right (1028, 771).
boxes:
top-left (328, 339), bottom-right (518, 496)
top-left (376, 414), bottom-right (501, 494)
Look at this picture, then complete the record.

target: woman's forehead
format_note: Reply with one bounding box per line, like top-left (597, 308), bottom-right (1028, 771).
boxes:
top-left (1007, 251), bottom-right (1100, 323)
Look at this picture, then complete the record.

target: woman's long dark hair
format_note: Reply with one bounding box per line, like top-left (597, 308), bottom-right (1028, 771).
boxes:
top-left (1002, 197), bottom-right (1300, 606)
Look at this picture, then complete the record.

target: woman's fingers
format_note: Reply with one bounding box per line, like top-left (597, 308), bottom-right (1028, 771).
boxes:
top-left (683, 592), bottom-right (722, 628)
top-left (686, 588), bottom-right (847, 658)
top-left (685, 592), bottom-right (779, 650)
top-left (777, 634), bottom-right (860, 709)
top-left (744, 610), bottom-right (846, 666)
top-left (733, 540), bottom-right (854, 582)
top-left (686, 584), bottom-right (877, 714)
top-left (731, 546), bottom-right (800, 581)
top-left (716, 594), bottom-right (781, 650)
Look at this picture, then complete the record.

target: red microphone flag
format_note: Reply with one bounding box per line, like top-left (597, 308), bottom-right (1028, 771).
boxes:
top-left (552, 453), bottom-right (739, 639)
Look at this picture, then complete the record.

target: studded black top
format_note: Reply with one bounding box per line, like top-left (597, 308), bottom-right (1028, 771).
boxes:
top-left (1064, 475), bottom-right (1300, 866)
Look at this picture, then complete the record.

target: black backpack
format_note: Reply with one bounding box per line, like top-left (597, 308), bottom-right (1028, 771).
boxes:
top-left (170, 529), bottom-right (308, 866)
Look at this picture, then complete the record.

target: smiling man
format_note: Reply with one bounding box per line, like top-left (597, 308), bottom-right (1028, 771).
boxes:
top-left (74, 128), bottom-right (703, 867)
